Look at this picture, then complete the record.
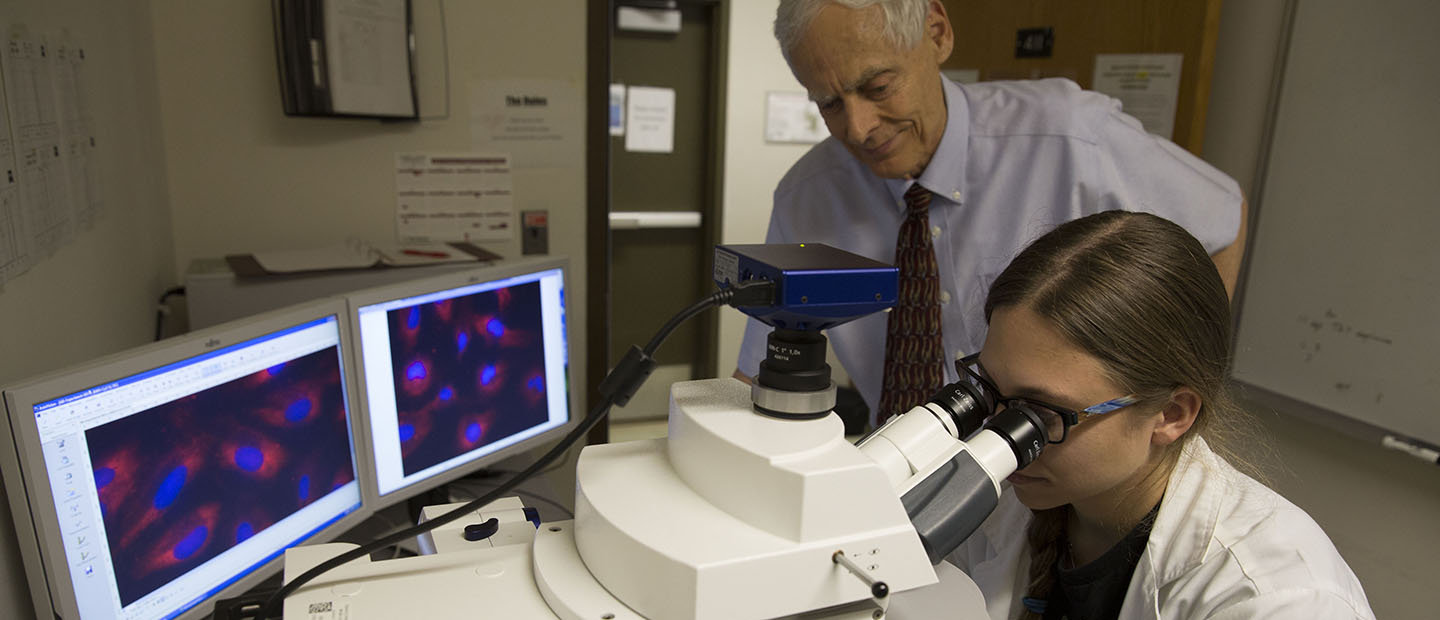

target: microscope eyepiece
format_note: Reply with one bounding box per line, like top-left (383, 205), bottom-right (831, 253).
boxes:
top-left (983, 405), bottom-right (1047, 469)
top-left (925, 381), bottom-right (994, 440)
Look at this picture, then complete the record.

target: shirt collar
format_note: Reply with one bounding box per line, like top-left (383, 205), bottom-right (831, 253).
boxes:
top-left (1139, 437), bottom-right (1226, 587)
top-left (887, 73), bottom-right (970, 209)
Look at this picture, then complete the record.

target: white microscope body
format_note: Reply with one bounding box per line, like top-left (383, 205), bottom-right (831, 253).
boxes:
top-left (282, 243), bottom-right (1044, 618)
top-left (553, 378), bottom-right (936, 619)
top-left (281, 375), bottom-right (1025, 619)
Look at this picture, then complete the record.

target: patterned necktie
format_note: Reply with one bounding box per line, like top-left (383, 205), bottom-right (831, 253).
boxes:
top-left (877, 183), bottom-right (946, 425)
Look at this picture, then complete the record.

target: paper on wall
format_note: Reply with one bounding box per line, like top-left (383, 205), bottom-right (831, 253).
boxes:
top-left (324, 0), bottom-right (415, 117)
top-left (395, 153), bottom-right (514, 244)
top-left (50, 31), bottom-right (100, 232)
top-left (470, 78), bottom-right (581, 169)
top-left (764, 91), bottom-right (828, 144)
top-left (625, 86), bottom-right (675, 153)
top-left (1092, 54), bottom-right (1183, 140)
top-left (2, 25), bottom-right (72, 263)
top-left (0, 44), bottom-right (20, 289)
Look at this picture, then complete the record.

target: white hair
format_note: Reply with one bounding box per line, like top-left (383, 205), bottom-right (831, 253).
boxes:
top-left (774, 0), bottom-right (930, 65)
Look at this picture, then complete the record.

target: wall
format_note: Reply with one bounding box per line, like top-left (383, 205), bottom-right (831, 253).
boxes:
top-left (148, 0), bottom-right (591, 558)
top-left (0, 0), bottom-right (587, 616)
top-left (715, 0), bottom-right (811, 377)
top-left (0, 1), bottom-right (175, 616)
top-left (152, 0), bottom-right (587, 287)
top-left (0, 6), bottom-right (174, 412)
top-left (716, 1), bottom-right (1440, 618)
top-left (148, 0), bottom-right (590, 608)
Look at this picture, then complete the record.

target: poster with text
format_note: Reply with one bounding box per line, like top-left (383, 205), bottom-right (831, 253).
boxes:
top-left (394, 153), bottom-right (514, 244)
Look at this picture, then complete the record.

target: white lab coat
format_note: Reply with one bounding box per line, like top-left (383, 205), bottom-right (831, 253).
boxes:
top-left (947, 437), bottom-right (1375, 619)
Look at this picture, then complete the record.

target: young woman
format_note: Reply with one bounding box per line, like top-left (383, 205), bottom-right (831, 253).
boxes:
top-left (947, 211), bottom-right (1373, 619)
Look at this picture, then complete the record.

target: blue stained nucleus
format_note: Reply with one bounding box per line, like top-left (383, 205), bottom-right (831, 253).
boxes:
top-left (173, 525), bottom-right (208, 560)
top-left (285, 397), bottom-right (313, 422)
top-left (406, 361), bottom-right (427, 382)
top-left (465, 422), bottom-right (483, 443)
top-left (486, 318), bottom-right (505, 338)
top-left (234, 446), bottom-right (264, 472)
top-left (480, 365), bottom-right (497, 385)
top-left (399, 423), bottom-right (415, 442)
top-left (298, 475), bottom-right (311, 501)
top-left (527, 376), bottom-right (544, 392)
top-left (438, 386), bottom-right (454, 401)
top-left (94, 467), bottom-right (115, 489)
top-left (154, 466), bottom-right (188, 509)
top-left (406, 307), bottom-right (421, 330)
top-left (267, 363), bottom-right (286, 376)
top-left (235, 522), bottom-right (254, 544)
top-left (456, 331), bottom-right (469, 353)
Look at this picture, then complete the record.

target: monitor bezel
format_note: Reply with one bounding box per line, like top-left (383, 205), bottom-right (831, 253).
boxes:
top-left (344, 255), bottom-right (579, 512)
top-left (0, 297), bottom-right (374, 620)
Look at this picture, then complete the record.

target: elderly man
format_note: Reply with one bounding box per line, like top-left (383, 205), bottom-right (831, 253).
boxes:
top-left (735, 0), bottom-right (1247, 426)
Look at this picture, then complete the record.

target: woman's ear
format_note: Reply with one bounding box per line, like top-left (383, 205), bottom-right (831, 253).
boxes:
top-left (1152, 387), bottom-right (1201, 447)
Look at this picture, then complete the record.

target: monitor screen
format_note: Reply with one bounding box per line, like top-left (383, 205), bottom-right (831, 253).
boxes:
top-left (349, 257), bottom-right (573, 507)
top-left (0, 300), bottom-right (367, 620)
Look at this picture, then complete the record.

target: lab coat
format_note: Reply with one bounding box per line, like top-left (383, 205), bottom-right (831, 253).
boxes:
top-left (947, 437), bottom-right (1375, 619)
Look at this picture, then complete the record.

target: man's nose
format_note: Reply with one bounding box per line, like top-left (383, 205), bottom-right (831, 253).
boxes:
top-left (843, 99), bottom-right (881, 145)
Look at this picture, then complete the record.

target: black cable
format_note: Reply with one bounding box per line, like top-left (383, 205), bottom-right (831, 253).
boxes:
top-left (254, 281), bottom-right (769, 618)
top-left (642, 279), bottom-right (772, 354)
top-left (257, 398), bottom-right (610, 618)
top-left (644, 292), bottom-right (719, 354)
top-left (154, 286), bottom-right (185, 341)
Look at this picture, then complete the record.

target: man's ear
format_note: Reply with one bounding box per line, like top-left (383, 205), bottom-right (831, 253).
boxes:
top-left (1152, 386), bottom-right (1201, 447)
top-left (926, 0), bottom-right (954, 63)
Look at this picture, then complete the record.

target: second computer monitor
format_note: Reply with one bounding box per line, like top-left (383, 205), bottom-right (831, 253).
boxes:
top-left (349, 257), bottom-right (574, 509)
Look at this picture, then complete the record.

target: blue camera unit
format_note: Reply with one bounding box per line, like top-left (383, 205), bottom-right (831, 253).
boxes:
top-left (713, 243), bottom-right (898, 331)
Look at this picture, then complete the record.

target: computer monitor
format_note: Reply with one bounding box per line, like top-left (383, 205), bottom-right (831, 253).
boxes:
top-left (0, 299), bottom-right (369, 620)
top-left (347, 256), bottom-right (575, 509)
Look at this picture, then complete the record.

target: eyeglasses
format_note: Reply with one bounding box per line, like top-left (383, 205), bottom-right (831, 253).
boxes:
top-left (954, 353), bottom-right (1139, 444)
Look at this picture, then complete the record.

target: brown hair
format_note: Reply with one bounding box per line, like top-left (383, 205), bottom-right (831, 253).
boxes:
top-left (982, 211), bottom-right (1250, 619)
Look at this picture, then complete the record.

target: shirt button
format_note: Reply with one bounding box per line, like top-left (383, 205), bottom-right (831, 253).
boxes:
top-left (951, 191), bottom-right (962, 200)
top-left (931, 225), bottom-right (942, 239)
top-left (940, 291), bottom-right (952, 304)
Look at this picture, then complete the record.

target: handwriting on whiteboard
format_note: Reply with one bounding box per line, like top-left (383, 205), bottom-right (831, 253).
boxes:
top-left (1294, 309), bottom-right (1391, 403)
top-left (1296, 309), bottom-right (1394, 362)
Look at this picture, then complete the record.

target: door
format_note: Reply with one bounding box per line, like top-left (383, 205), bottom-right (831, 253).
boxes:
top-left (607, 1), bottom-right (725, 422)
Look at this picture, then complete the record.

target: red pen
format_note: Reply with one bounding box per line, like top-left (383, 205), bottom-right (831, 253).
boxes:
top-left (401, 249), bottom-right (449, 258)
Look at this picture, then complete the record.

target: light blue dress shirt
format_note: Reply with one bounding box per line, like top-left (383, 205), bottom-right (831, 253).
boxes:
top-left (738, 76), bottom-right (1243, 420)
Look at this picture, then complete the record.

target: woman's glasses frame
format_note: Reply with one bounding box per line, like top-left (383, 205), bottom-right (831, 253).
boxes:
top-left (954, 352), bottom-right (1139, 444)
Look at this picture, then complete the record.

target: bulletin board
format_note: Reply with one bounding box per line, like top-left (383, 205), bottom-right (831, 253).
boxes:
top-left (940, 0), bottom-right (1223, 155)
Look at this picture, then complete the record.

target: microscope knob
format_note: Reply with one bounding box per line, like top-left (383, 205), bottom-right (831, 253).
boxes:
top-left (463, 518), bottom-right (501, 541)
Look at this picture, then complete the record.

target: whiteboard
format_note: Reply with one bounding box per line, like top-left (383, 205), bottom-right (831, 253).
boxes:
top-left (1233, 0), bottom-right (1440, 446)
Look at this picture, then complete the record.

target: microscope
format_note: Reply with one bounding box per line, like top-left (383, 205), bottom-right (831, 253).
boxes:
top-left (280, 243), bottom-right (1049, 619)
